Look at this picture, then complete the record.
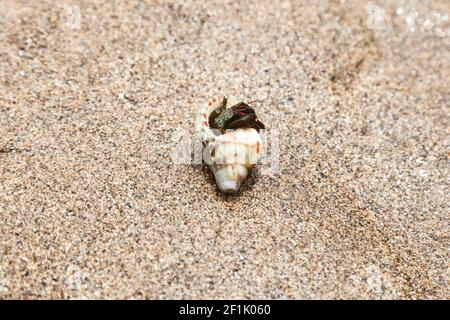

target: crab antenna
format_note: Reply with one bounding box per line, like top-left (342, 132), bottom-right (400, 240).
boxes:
top-left (247, 100), bottom-right (263, 105)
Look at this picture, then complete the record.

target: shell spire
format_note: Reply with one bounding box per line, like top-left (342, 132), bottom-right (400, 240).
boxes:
top-left (195, 95), bottom-right (264, 193)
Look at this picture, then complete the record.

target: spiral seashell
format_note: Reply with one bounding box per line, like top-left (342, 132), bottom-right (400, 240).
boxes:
top-left (195, 95), bottom-right (264, 193)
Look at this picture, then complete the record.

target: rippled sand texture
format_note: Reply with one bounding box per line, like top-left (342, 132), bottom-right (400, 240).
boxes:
top-left (0, 0), bottom-right (448, 299)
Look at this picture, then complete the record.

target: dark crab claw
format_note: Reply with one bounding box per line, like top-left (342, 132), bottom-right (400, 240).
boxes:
top-left (209, 100), bottom-right (265, 132)
top-left (224, 102), bottom-right (265, 132)
top-left (226, 113), bottom-right (256, 129)
top-left (231, 102), bottom-right (256, 117)
top-left (252, 119), bottom-right (265, 131)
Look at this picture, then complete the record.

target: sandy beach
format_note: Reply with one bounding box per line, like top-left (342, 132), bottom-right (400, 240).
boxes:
top-left (0, 0), bottom-right (449, 299)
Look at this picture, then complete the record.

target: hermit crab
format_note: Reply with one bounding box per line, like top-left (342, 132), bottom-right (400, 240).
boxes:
top-left (195, 95), bottom-right (265, 193)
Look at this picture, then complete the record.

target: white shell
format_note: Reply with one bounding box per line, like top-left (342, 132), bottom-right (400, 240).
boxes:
top-left (195, 95), bottom-right (263, 193)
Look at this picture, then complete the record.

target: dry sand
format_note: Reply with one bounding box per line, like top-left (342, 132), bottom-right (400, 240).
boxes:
top-left (0, 0), bottom-right (449, 299)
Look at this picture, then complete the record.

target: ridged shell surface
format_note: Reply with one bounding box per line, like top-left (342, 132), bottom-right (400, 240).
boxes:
top-left (195, 95), bottom-right (263, 193)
